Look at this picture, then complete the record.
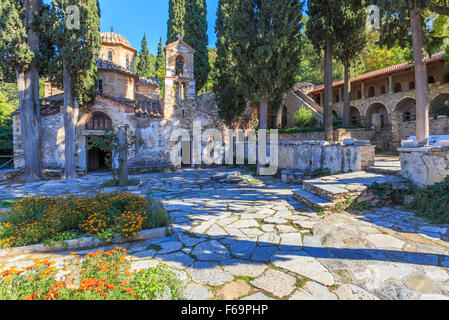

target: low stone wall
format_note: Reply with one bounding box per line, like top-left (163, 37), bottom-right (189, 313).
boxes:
top-left (399, 147), bottom-right (449, 186)
top-left (278, 141), bottom-right (375, 174)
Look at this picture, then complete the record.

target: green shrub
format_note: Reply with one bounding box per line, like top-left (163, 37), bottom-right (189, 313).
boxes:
top-left (408, 177), bottom-right (449, 224)
top-left (0, 192), bottom-right (169, 248)
top-left (294, 107), bottom-right (318, 128)
top-left (99, 178), bottom-right (140, 188)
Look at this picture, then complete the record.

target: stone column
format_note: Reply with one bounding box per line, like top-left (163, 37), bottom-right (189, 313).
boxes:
top-left (389, 76), bottom-right (393, 94)
top-left (361, 83), bottom-right (366, 99)
top-left (118, 125), bottom-right (128, 186)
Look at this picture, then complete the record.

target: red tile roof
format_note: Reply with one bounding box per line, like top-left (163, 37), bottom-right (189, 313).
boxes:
top-left (309, 52), bottom-right (447, 95)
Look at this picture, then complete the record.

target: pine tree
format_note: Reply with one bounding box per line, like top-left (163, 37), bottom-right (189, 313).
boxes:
top-left (136, 34), bottom-right (154, 77)
top-left (231, 0), bottom-right (303, 130)
top-left (167, 0), bottom-right (185, 44)
top-left (213, 0), bottom-right (246, 124)
top-left (39, 0), bottom-right (101, 178)
top-left (334, 0), bottom-right (367, 127)
top-left (184, 0), bottom-right (210, 92)
top-left (0, 0), bottom-right (43, 181)
top-left (306, 0), bottom-right (341, 141)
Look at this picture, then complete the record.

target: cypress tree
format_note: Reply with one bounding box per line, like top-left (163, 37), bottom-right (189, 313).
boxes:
top-left (167, 0), bottom-right (185, 44)
top-left (39, 0), bottom-right (101, 178)
top-left (184, 0), bottom-right (210, 92)
top-left (0, 0), bottom-right (43, 181)
top-left (377, 0), bottom-right (447, 141)
top-left (231, 0), bottom-right (303, 130)
top-left (136, 34), bottom-right (154, 77)
top-left (155, 37), bottom-right (165, 71)
top-left (213, 0), bottom-right (246, 124)
top-left (334, 0), bottom-right (367, 127)
top-left (306, 0), bottom-right (341, 141)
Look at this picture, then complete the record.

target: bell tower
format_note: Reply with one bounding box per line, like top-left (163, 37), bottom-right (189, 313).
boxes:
top-left (163, 36), bottom-right (196, 119)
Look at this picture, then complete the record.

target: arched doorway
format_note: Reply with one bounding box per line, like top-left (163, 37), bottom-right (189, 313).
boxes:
top-left (350, 106), bottom-right (361, 126)
top-left (366, 102), bottom-right (389, 128)
top-left (430, 93), bottom-right (449, 118)
top-left (395, 98), bottom-right (416, 122)
top-left (86, 112), bottom-right (113, 172)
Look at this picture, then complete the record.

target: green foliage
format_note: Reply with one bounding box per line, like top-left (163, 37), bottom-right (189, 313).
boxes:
top-left (0, 0), bottom-right (34, 73)
top-left (167, 0), bottom-right (186, 43)
top-left (38, 0), bottom-right (102, 110)
top-left (136, 34), bottom-right (156, 77)
top-left (183, 0), bottom-right (210, 92)
top-left (0, 192), bottom-right (170, 248)
top-left (213, 0), bottom-right (247, 124)
top-left (294, 107), bottom-right (318, 129)
top-left (409, 177), bottom-right (449, 224)
top-left (130, 266), bottom-right (183, 300)
top-left (99, 178), bottom-right (140, 188)
top-left (155, 38), bottom-right (165, 99)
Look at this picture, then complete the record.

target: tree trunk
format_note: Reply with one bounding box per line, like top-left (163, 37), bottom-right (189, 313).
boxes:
top-left (259, 97), bottom-right (268, 130)
top-left (62, 61), bottom-right (79, 179)
top-left (410, 6), bottom-right (429, 143)
top-left (343, 62), bottom-right (351, 127)
top-left (323, 39), bottom-right (334, 141)
top-left (118, 126), bottom-right (128, 186)
top-left (17, 0), bottom-right (42, 182)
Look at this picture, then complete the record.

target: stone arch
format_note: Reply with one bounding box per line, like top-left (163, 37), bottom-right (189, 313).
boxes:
top-left (430, 93), bottom-right (449, 117)
top-left (394, 97), bottom-right (416, 122)
top-left (175, 55), bottom-right (185, 76)
top-left (86, 112), bottom-right (112, 130)
top-left (365, 102), bottom-right (389, 128)
top-left (350, 106), bottom-right (361, 125)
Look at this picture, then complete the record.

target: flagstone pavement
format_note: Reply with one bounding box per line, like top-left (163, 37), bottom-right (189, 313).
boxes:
top-left (1, 168), bottom-right (449, 300)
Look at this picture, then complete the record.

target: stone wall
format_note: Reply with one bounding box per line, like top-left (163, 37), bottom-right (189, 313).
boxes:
top-left (399, 147), bottom-right (449, 186)
top-left (278, 141), bottom-right (375, 174)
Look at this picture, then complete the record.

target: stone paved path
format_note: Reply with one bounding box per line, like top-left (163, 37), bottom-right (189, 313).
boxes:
top-left (1, 168), bottom-right (449, 300)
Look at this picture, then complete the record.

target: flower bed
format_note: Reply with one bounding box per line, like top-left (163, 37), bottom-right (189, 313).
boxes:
top-left (0, 247), bottom-right (183, 300)
top-left (0, 192), bottom-right (170, 248)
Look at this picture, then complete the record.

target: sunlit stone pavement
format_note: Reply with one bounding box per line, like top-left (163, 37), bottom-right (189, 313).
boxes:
top-left (1, 168), bottom-right (449, 300)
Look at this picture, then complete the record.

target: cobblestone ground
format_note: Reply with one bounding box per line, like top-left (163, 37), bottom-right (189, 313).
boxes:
top-left (1, 168), bottom-right (449, 300)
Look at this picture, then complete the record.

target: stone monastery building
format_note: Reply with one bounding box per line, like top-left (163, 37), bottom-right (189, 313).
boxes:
top-left (13, 31), bottom-right (223, 173)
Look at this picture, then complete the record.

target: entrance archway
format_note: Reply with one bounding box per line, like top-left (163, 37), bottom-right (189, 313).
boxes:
top-left (430, 93), bottom-right (449, 118)
top-left (350, 106), bottom-right (361, 126)
top-left (394, 98), bottom-right (416, 122)
top-left (366, 102), bottom-right (389, 128)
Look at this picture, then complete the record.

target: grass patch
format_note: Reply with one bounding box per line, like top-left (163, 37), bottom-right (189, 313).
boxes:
top-left (99, 178), bottom-right (140, 188)
top-left (408, 177), bottom-right (449, 224)
top-left (0, 191), bottom-right (169, 248)
top-left (234, 275), bottom-right (253, 284)
top-left (296, 277), bottom-right (311, 288)
top-left (0, 247), bottom-right (184, 300)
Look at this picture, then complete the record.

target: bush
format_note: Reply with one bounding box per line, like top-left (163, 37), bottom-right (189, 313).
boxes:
top-left (0, 247), bottom-right (184, 300)
top-left (408, 177), bottom-right (449, 224)
top-left (294, 107), bottom-right (318, 129)
top-left (0, 192), bottom-right (169, 248)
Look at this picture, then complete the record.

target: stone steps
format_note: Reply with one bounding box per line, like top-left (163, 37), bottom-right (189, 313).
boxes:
top-left (294, 171), bottom-right (409, 211)
top-left (292, 188), bottom-right (336, 211)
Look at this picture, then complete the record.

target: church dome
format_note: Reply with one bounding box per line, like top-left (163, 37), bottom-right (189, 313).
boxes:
top-left (101, 31), bottom-right (133, 50)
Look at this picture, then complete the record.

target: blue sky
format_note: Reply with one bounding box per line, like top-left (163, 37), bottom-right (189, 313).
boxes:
top-left (99, 0), bottom-right (219, 55)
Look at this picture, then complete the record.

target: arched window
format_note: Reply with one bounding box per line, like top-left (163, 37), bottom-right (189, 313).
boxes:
top-left (394, 82), bottom-right (402, 93)
top-left (126, 55), bottom-right (130, 70)
top-left (380, 86), bottom-right (386, 95)
top-left (175, 56), bottom-right (185, 76)
top-left (86, 112), bottom-right (112, 130)
top-left (98, 79), bottom-right (103, 94)
top-left (368, 86), bottom-right (376, 98)
top-left (409, 81), bottom-right (415, 90)
top-left (182, 83), bottom-right (187, 100)
top-left (428, 76), bottom-right (435, 84)
top-left (108, 50), bottom-right (113, 61)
